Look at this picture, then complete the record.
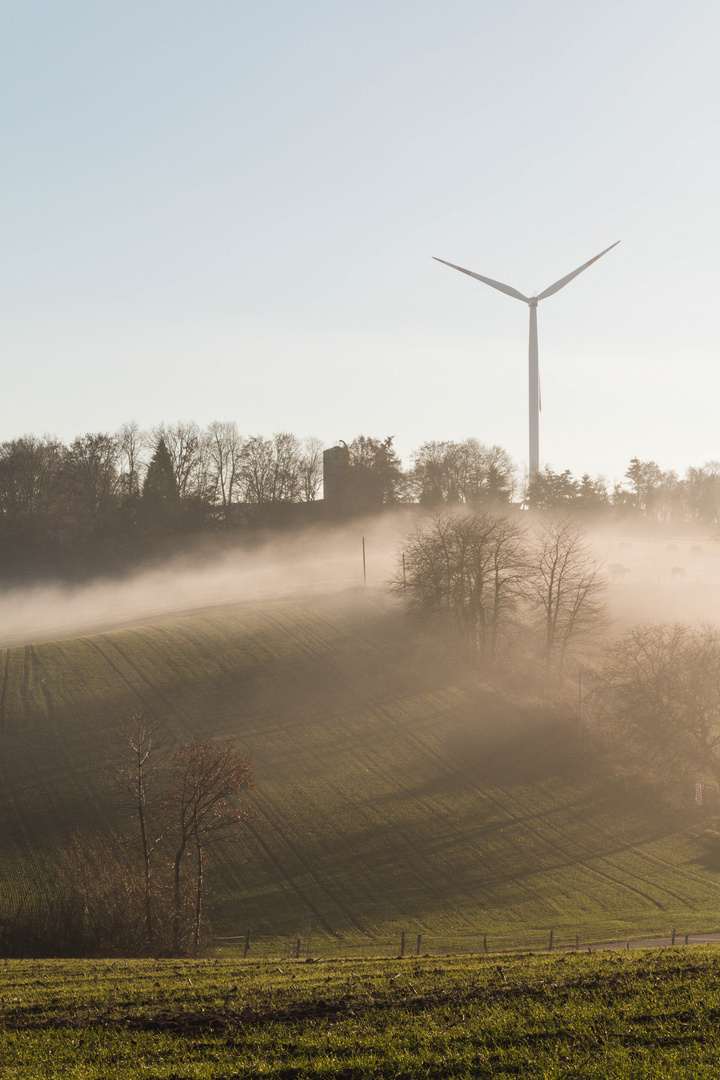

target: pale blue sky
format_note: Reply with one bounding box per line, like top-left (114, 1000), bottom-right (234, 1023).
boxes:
top-left (1, 1), bottom-right (718, 483)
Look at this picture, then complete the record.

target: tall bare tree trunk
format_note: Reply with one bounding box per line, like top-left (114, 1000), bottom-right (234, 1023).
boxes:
top-left (193, 839), bottom-right (203, 958)
top-left (173, 838), bottom-right (187, 955)
top-left (136, 778), bottom-right (154, 953)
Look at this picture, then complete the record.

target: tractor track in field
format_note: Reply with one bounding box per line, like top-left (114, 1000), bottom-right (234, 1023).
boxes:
top-left (259, 612), bottom-right (580, 907)
top-left (266, 605), bottom-right (720, 915)
top-left (20, 645), bottom-right (31, 721)
top-left (254, 614), bottom-right (538, 912)
top-left (489, 781), bottom-right (693, 908)
top-left (377, 710), bottom-right (668, 911)
top-left (32, 648), bottom-right (55, 729)
top-left (249, 791), bottom-right (372, 937)
top-left (240, 812), bottom-right (338, 937)
top-left (0, 649), bottom-right (9, 734)
top-left (504, 780), bottom-right (703, 906)
top-left (28, 647), bottom-right (121, 841)
top-left (309, 629), bottom-right (695, 910)
top-left (84, 638), bottom-right (164, 713)
top-left (0, 648), bottom-right (56, 879)
top-left (4, 598), bottom-right (713, 935)
top-left (307, 770), bottom-right (523, 924)
top-left (108, 603), bottom-right (720, 917)
top-left (276, 714), bottom-right (542, 908)
top-left (262, 610), bottom-right (675, 912)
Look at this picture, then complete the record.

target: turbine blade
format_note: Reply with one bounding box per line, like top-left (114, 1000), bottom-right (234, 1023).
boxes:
top-left (433, 257), bottom-right (529, 303)
top-left (536, 240), bottom-right (620, 301)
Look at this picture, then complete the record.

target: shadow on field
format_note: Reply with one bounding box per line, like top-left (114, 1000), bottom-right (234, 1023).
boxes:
top-left (439, 702), bottom-right (580, 786)
top-left (694, 829), bottom-right (720, 873)
top-left (0, 590), bottom-right (709, 946)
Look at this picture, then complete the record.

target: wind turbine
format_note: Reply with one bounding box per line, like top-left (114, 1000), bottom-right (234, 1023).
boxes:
top-left (433, 241), bottom-right (619, 478)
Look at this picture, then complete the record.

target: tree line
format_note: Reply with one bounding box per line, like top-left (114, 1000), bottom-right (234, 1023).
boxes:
top-left (0, 423), bottom-right (326, 573)
top-left (1, 419), bottom-right (719, 576)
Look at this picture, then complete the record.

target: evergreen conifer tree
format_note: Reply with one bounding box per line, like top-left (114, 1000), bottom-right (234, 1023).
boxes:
top-left (142, 437), bottom-right (178, 510)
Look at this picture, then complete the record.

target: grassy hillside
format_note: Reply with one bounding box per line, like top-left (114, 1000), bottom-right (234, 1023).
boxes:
top-left (0, 590), bottom-right (717, 952)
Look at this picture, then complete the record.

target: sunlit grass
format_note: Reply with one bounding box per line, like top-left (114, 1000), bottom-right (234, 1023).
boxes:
top-left (2, 949), bottom-right (720, 1077)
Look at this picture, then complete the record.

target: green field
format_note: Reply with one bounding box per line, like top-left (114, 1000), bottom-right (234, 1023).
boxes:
top-left (0, 590), bottom-right (718, 952)
top-left (3, 949), bottom-right (720, 1077)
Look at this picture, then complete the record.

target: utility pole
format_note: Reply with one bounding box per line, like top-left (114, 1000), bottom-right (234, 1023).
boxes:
top-left (362, 536), bottom-right (366, 588)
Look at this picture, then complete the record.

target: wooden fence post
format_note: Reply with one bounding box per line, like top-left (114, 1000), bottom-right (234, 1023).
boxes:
top-left (416, 933), bottom-right (422, 956)
top-left (685, 933), bottom-right (689, 945)
top-left (549, 929), bottom-right (554, 951)
top-left (671, 927), bottom-right (676, 946)
top-left (295, 938), bottom-right (301, 959)
top-left (483, 934), bottom-right (488, 953)
top-left (400, 931), bottom-right (405, 957)
top-left (243, 930), bottom-right (251, 959)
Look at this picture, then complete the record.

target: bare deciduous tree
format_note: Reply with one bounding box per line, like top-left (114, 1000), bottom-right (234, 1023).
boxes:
top-left (593, 623), bottom-right (720, 787)
top-left (0, 436), bottom-right (63, 519)
top-left (154, 421), bottom-right (204, 501)
top-left (116, 421), bottom-right (147, 501)
top-left (272, 432), bottom-right (303, 501)
top-left (392, 509), bottom-right (528, 661)
top-left (63, 432), bottom-right (120, 522)
top-left (528, 517), bottom-right (607, 676)
top-left (240, 434), bottom-right (275, 505)
top-left (118, 708), bottom-right (170, 953)
top-left (205, 420), bottom-right (243, 514)
top-left (166, 740), bottom-right (254, 955)
top-left (299, 436), bottom-right (324, 502)
top-left (240, 432), bottom-right (307, 506)
top-left (684, 461), bottom-right (720, 523)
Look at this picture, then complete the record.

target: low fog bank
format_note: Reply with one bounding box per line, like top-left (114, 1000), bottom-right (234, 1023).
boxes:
top-left (0, 515), bottom-right (408, 648)
top-left (597, 533), bottom-right (720, 631)
top-left (2, 509), bottom-right (719, 650)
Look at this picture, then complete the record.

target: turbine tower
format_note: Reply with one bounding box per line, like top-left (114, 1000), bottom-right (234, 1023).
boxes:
top-left (433, 241), bottom-right (619, 478)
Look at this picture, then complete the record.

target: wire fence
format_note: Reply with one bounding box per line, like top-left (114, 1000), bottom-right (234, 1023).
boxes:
top-left (213, 926), bottom-right (720, 961)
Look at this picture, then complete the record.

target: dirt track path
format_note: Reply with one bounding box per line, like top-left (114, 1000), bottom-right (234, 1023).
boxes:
top-left (583, 933), bottom-right (720, 951)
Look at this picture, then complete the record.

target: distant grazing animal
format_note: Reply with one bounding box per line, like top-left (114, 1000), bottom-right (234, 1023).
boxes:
top-left (671, 566), bottom-right (686, 578)
top-left (608, 563), bottom-right (630, 578)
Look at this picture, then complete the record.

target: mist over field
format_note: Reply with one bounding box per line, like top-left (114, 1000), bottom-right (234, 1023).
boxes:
top-left (1, 511), bottom-right (719, 650)
top-left (2, 504), bottom-right (720, 962)
top-left (0, 516), bottom-right (405, 648)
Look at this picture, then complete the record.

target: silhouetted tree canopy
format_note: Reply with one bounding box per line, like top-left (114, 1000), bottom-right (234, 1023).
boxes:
top-left (411, 440), bottom-right (515, 507)
top-left (345, 436), bottom-right (404, 509)
top-left (0, 416), bottom-right (717, 580)
top-left (392, 509), bottom-right (528, 661)
top-left (142, 437), bottom-right (178, 510)
top-left (594, 623), bottom-right (720, 787)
